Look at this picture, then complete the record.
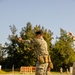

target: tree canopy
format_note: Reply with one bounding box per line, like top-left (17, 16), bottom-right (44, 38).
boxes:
top-left (0, 22), bottom-right (75, 71)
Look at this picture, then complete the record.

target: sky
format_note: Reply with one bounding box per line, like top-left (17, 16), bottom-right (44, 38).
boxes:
top-left (0, 0), bottom-right (75, 45)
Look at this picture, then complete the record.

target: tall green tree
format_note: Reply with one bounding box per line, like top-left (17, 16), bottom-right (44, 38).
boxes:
top-left (0, 44), bottom-right (3, 63)
top-left (52, 28), bottom-right (75, 71)
top-left (19, 22), bottom-right (36, 66)
top-left (3, 22), bottom-right (53, 69)
top-left (2, 25), bottom-right (19, 68)
top-left (19, 23), bottom-right (53, 66)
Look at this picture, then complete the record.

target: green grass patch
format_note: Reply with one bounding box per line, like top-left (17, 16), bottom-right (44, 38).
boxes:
top-left (0, 70), bottom-right (72, 75)
top-left (0, 70), bottom-right (6, 74)
top-left (0, 69), bottom-right (19, 74)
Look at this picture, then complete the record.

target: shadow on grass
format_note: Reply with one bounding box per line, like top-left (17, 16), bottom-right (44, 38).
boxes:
top-left (3, 69), bottom-right (12, 72)
top-left (0, 68), bottom-right (20, 74)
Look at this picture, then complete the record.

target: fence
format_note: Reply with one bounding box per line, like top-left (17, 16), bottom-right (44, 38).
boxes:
top-left (20, 66), bottom-right (36, 74)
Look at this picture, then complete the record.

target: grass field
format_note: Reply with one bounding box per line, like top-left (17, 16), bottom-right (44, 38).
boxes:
top-left (0, 70), bottom-right (72, 75)
top-left (0, 74), bottom-right (72, 75)
top-left (0, 72), bottom-right (72, 75)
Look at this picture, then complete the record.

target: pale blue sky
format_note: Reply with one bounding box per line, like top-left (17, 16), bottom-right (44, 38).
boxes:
top-left (0, 0), bottom-right (75, 45)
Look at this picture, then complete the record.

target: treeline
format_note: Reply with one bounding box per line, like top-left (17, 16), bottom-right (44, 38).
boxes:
top-left (0, 22), bottom-right (75, 71)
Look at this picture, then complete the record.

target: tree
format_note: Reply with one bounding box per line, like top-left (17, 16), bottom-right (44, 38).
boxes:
top-left (0, 44), bottom-right (3, 63)
top-left (2, 25), bottom-right (19, 68)
top-left (52, 28), bottom-right (75, 71)
top-left (2, 22), bottom-right (53, 69)
top-left (19, 22), bottom-right (36, 66)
